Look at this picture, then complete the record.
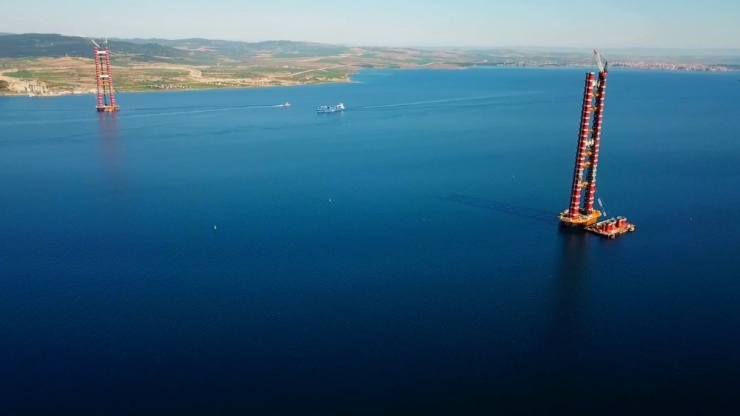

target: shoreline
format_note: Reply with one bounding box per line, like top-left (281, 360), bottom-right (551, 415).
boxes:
top-left (1, 65), bottom-right (737, 98)
top-left (0, 76), bottom-right (356, 97)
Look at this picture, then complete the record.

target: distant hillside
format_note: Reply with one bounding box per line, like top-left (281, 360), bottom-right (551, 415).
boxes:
top-left (0, 33), bottom-right (206, 61)
top-left (0, 33), bottom-right (356, 62)
top-left (116, 37), bottom-right (354, 58)
top-left (3, 32), bottom-right (738, 80)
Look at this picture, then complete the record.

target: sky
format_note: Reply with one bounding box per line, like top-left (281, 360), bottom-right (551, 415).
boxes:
top-left (2, 0), bottom-right (739, 48)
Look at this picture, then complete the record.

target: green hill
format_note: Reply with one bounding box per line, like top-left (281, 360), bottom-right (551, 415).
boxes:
top-left (0, 33), bottom-right (203, 61)
top-left (0, 33), bottom-right (354, 62)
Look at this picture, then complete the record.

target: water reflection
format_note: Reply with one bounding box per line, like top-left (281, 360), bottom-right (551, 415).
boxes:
top-left (98, 112), bottom-right (123, 186)
top-left (538, 228), bottom-right (591, 397)
top-left (551, 228), bottom-right (589, 344)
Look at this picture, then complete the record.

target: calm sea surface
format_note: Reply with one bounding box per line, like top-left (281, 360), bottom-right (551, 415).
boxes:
top-left (1, 68), bottom-right (739, 415)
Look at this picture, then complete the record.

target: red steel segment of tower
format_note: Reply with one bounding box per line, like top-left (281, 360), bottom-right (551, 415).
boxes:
top-left (567, 72), bottom-right (595, 219)
top-left (94, 47), bottom-right (104, 108)
top-left (584, 71), bottom-right (607, 213)
top-left (104, 48), bottom-right (117, 107)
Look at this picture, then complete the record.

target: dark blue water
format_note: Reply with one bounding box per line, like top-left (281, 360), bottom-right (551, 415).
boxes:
top-left (1, 69), bottom-right (739, 415)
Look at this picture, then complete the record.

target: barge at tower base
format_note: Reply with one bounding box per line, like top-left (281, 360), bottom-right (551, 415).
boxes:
top-left (585, 217), bottom-right (635, 239)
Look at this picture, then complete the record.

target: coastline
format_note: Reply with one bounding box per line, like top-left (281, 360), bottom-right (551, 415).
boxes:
top-left (2, 64), bottom-right (738, 98)
top-left (0, 75), bottom-right (356, 97)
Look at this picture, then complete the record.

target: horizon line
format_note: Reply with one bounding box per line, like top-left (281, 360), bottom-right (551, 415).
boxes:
top-left (3, 32), bottom-right (740, 52)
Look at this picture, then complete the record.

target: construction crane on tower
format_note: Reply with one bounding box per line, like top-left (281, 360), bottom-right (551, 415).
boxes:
top-left (594, 49), bottom-right (607, 74)
top-left (557, 49), bottom-right (634, 239)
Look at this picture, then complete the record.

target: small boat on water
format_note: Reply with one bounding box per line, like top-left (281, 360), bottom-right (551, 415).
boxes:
top-left (283, 102), bottom-right (291, 107)
top-left (317, 103), bottom-right (345, 114)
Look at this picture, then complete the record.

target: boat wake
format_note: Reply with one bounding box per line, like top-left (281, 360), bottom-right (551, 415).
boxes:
top-left (358, 92), bottom-right (542, 110)
top-left (121, 104), bottom-right (286, 119)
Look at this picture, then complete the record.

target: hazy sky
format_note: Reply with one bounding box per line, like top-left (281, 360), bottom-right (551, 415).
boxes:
top-left (3, 0), bottom-right (739, 48)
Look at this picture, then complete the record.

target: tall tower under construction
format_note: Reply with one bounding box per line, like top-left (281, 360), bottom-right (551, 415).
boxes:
top-left (94, 46), bottom-right (119, 112)
top-left (558, 50), bottom-right (634, 239)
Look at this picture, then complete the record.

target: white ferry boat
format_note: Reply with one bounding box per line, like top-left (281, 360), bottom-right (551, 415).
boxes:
top-left (317, 103), bottom-right (345, 113)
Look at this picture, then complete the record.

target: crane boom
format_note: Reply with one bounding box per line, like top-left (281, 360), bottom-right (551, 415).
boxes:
top-left (593, 49), bottom-right (607, 73)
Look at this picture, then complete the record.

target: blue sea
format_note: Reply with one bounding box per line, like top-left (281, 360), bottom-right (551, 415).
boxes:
top-left (1, 68), bottom-right (739, 415)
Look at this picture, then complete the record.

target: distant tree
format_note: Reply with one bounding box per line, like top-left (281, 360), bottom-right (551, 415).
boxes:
top-left (0, 80), bottom-right (9, 90)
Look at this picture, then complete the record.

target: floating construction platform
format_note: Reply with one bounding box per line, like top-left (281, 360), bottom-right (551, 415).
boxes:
top-left (585, 217), bottom-right (635, 239)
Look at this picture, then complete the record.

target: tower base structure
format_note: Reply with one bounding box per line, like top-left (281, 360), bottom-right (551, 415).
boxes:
top-left (558, 210), bottom-right (602, 227)
top-left (96, 105), bottom-right (120, 112)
